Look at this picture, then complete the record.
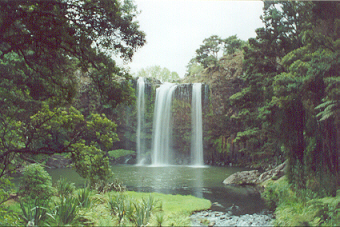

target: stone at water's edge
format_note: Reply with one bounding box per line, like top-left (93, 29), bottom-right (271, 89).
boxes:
top-left (222, 170), bottom-right (260, 185)
top-left (223, 162), bottom-right (286, 185)
top-left (191, 210), bottom-right (273, 227)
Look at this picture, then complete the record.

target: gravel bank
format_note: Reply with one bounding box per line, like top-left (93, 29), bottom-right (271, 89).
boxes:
top-left (191, 210), bottom-right (273, 226)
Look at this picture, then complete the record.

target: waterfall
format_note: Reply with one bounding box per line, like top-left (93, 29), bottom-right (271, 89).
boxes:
top-left (136, 77), bottom-right (145, 164)
top-left (151, 82), bottom-right (177, 166)
top-left (191, 83), bottom-right (204, 166)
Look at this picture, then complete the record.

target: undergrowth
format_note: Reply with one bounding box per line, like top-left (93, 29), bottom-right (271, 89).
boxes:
top-left (262, 176), bottom-right (339, 226)
top-left (1, 177), bottom-right (211, 226)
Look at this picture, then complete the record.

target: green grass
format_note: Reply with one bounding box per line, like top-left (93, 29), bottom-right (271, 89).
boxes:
top-left (125, 191), bottom-right (211, 214)
top-left (88, 191), bottom-right (211, 226)
top-left (108, 149), bottom-right (135, 159)
top-left (3, 183), bottom-right (211, 226)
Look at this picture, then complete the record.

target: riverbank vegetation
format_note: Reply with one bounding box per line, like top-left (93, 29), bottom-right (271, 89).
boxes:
top-left (1, 163), bottom-right (210, 226)
top-left (262, 177), bottom-right (339, 226)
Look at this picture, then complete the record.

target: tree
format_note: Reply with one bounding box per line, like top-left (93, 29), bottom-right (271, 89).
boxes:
top-left (185, 58), bottom-right (204, 78)
top-left (136, 65), bottom-right (179, 82)
top-left (195, 35), bottom-right (223, 68)
top-left (0, 0), bottom-right (145, 106)
top-left (230, 1), bottom-right (312, 167)
top-left (223, 35), bottom-right (246, 55)
top-left (272, 1), bottom-right (340, 194)
top-left (193, 35), bottom-right (245, 70)
top-left (0, 0), bottom-right (146, 200)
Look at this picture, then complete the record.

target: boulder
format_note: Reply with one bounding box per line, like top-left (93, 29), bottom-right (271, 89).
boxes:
top-left (223, 162), bottom-right (286, 185)
top-left (256, 162), bottom-right (286, 184)
top-left (223, 170), bottom-right (260, 185)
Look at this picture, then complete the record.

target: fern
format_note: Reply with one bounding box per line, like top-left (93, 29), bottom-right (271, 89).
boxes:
top-left (315, 100), bottom-right (338, 121)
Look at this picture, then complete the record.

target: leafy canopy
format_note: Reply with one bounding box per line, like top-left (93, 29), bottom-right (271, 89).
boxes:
top-left (0, 0), bottom-right (146, 198)
top-left (136, 65), bottom-right (179, 83)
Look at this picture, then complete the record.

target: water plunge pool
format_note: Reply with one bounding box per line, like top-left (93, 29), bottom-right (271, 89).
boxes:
top-left (46, 165), bottom-right (268, 215)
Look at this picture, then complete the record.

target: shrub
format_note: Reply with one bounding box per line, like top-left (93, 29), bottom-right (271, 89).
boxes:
top-left (19, 199), bottom-right (49, 226)
top-left (56, 177), bottom-right (76, 198)
top-left (49, 196), bottom-right (80, 225)
top-left (108, 193), bottom-right (129, 225)
top-left (19, 164), bottom-right (54, 202)
top-left (264, 177), bottom-right (340, 226)
top-left (76, 185), bottom-right (92, 208)
top-left (262, 177), bottom-right (292, 211)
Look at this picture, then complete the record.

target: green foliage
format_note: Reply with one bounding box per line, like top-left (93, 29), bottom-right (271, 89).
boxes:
top-left (263, 178), bottom-right (340, 226)
top-left (190, 34), bottom-right (245, 72)
top-left (185, 58), bottom-right (204, 78)
top-left (108, 193), bottom-right (133, 225)
top-left (71, 143), bottom-right (113, 187)
top-left (76, 185), bottom-right (92, 208)
top-left (0, 205), bottom-right (21, 226)
top-left (56, 178), bottom-right (76, 198)
top-left (108, 149), bottom-right (136, 159)
top-left (108, 193), bottom-right (162, 226)
top-left (136, 65), bottom-right (180, 82)
top-left (212, 136), bottom-right (230, 154)
top-left (195, 35), bottom-right (222, 68)
top-left (19, 164), bottom-right (54, 202)
top-left (223, 35), bottom-right (246, 55)
top-left (0, 0), bottom-right (145, 202)
top-left (155, 212), bottom-right (165, 226)
top-left (262, 177), bottom-right (293, 211)
top-left (49, 196), bottom-right (80, 226)
top-left (132, 197), bottom-right (154, 226)
top-left (227, 1), bottom-right (339, 195)
top-left (19, 199), bottom-right (49, 226)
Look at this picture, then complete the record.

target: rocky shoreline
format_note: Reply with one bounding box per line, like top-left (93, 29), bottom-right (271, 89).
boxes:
top-left (189, 163), bottom-right (287, 226)
top-left (190, 210), bottom-right (273, 226)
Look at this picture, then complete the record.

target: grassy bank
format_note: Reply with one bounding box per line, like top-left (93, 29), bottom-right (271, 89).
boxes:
top-left (1, 184), bottom-right (211, 226)
top-left (90, 191), bottom-right (211, 226)
top-left (262, 177), bottom-right (339, 226)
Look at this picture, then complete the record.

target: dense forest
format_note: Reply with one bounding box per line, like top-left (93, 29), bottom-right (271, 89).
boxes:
top-left (0, 0), bottom-right (339, 226)
top-left (185, 1), bottom-right (339, 197)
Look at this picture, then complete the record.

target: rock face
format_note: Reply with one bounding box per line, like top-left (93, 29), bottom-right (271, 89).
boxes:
top-left (223, 162), bottom-right (286, 185)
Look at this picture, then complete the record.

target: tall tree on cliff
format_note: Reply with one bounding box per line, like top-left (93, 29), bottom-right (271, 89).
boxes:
top-left (0, 0), bottom-right (146, 197)
top-left (229, 1), bottom-right (312, 166)
top-left (195, 35), bottom-right (223, 68)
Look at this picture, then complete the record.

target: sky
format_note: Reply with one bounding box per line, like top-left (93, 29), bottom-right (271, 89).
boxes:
top-left (123, 0), bottom-right (264, 78)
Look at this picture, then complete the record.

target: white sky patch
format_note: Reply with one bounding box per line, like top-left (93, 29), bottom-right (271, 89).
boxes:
top-left (123, 0), bottom-right (264, 78)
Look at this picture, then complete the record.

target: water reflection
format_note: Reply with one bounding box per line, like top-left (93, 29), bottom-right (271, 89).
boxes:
top-left (192, 166), bottom-right (203, 198)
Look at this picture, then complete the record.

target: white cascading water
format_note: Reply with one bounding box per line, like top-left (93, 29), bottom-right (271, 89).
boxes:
top-left (191, 83), bottom-right (204, 166)
top-left (136, 77), bottom-right (145, 165)
top-left (151, 82), bottom-right (177, 166)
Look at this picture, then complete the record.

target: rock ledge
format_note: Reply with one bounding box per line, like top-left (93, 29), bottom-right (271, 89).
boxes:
top-left (223, 162), bottom-right (286, 185)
